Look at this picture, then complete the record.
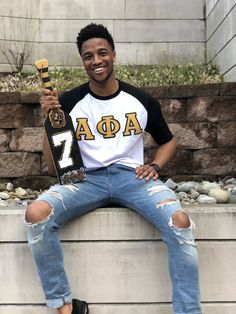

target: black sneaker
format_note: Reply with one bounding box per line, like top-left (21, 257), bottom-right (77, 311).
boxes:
top-left (72, 298), bottom-right (89, 314)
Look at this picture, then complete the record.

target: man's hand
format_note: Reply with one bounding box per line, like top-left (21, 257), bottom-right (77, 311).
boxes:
top-left (40, 88), bottom-right (61, 116)
top-left (136, 138), bottom-right (177, 181)
top-left (135, 164), bottom-right (159, 181)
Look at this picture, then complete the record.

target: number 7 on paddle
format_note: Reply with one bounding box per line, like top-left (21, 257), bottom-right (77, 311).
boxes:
top-left (35, 59), bottom-right (86, 185)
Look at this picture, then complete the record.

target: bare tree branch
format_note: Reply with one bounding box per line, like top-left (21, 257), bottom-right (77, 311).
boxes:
top-left (0, 12), bottom-right (36, 73)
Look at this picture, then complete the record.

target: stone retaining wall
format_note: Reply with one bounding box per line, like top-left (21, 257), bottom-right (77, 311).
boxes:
top-left (0, 83), bottom-right (235, 189)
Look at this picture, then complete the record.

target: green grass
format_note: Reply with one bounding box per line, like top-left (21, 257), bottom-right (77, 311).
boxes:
top-left (0, 63), bottom-right (222, 92)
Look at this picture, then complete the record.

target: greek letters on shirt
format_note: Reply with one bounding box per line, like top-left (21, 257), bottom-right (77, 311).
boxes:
top-left (76, 112), bottom-right (142, 140)
top-left (59, 80), bottom-right (173, 169)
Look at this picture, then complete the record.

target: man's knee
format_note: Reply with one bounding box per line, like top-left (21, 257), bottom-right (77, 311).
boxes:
top-left (25, 200), bottom-right (52, 224)
top-left (172, 210), bottom-right (190, 228)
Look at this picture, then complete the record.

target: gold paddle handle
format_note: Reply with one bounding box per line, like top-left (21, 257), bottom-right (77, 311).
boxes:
top-left (35, 59), bottom-right (53, 91)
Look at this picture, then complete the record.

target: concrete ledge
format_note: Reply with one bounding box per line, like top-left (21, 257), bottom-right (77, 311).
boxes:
top-left (1, 204), bottom-right (236, 242)
top-left (0, 205), bottom-right (236, 313)
top-left (1, 304), bottom-right (236, 314)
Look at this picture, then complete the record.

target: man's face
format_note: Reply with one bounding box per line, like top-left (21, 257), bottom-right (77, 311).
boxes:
top-left (80, 37), bottom-right (116, 84)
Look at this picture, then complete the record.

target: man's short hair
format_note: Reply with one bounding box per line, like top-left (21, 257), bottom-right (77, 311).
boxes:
top-left (76, 23), bottom-right (115, 55)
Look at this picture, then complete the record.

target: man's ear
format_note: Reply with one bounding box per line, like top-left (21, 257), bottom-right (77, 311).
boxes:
top-left (113, 51), bottom-right (116, 62)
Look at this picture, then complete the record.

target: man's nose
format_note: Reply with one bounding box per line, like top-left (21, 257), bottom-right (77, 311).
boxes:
top-left (93, 54), bottom-right (102, 64)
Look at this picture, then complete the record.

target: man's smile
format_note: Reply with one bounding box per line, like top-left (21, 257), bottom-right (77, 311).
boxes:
top-left (93, 66), bottom-right (105, 74)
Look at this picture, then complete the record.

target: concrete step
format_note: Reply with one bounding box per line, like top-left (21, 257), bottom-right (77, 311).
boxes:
top-left (1, 204), bottom-right (236, 241)
top-left (0, 205), bottom-right (236, 313)
top-left (1, 304), bottom-right (236, 314)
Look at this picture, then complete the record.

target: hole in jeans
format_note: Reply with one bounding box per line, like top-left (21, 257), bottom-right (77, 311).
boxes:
top-left (25, 200), bottom-right (52, 224)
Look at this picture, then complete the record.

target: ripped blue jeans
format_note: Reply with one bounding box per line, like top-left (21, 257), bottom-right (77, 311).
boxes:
top-left (25, 164), bottom-right (201, 313)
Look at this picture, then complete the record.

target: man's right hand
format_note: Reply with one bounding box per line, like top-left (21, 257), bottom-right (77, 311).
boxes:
top-left (40, 88), bottom-right (61, 116)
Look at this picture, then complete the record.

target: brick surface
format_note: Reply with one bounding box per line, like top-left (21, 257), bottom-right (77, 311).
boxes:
top-left (12, 175), bottom-right (57, 190)
top-left (41, 155), bottom-right (55, 176)
top-left (163, 149), bottom-right (194, 175)
top-left (220, 82), bottom-right (236, 95)
top-left (0, 92), bottom-right (20, 104)
top-left (218, 122), bottom-right (236, 147)
top-left (0, 129), bottom-right (10, 152)
top-left (144, 148), bottom-right (193, 175)
top-left (159, 99), bottom-right (186, 123)
top-left (0, 152), bottom-right (40, 177)
top-left (0, 104), bottom-right (44, 128)
top-left (169, 122), bottom-right (217, 149)
top-left (10, 127), bottom-right (44, 152)
top-left (193, 149), bottom-right (236, 176)
top-left (142, 86), bottom-right (165, 99)
top-left (0, 87), bottom-right (235, 180)
top-left (186, 96), bottom-right (236, 122)
top-left (165, 84), bottom-right (220, 98)
top-left (20, 92), bottom-right (40, 104)
top-left (143, 132), bottom-right (158, 149)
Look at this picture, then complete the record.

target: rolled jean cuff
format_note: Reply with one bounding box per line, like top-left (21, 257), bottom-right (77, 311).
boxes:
top-left (46, 292), bottom-right (72, 309)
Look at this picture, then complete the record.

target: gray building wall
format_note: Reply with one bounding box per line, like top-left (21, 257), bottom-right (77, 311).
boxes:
top-left (206, 0), bottom-right (236, 81)
top-left (0, 0), bottom-right (236, 81)
top-left (0, 0), bottom-right (39, 72)
top-left (0, 0), bottom-right (205, 72)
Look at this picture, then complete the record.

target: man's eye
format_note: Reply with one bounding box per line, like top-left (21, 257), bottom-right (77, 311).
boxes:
top-left (84, 55), bottom-right (92, 60)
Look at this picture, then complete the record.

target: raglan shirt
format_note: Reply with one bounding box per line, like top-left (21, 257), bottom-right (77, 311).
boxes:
top-left (59, 80), bottom-right (173, 170)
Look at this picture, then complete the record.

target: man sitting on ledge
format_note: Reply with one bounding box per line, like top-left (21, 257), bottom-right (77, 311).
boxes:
top-left (24, 23), bottom-right (202, 314)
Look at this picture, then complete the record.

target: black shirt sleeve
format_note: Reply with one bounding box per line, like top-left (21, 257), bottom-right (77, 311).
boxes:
top-left (119, 81), bottom-right (173, 145)
top-left (59, 83), bottom-right (90, 114)
top-left (145, 96), bottom-right (173, 145)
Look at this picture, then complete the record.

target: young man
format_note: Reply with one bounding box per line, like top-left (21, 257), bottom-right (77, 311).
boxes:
top-left (25, 23), bottom-right (202, 314)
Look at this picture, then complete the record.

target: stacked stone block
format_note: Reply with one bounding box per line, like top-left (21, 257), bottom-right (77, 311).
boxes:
top-left (0, 83), bottom-right (235, 189)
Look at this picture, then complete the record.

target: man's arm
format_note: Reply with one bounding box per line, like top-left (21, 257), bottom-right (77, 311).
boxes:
top-left (151, 137), bottom-right (177, 169)
top-left (135, 137), bottom-right (177, 180)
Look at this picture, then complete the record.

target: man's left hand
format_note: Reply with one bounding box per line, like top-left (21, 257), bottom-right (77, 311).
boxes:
top-left (135, 164), bottom-right (159, 181)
